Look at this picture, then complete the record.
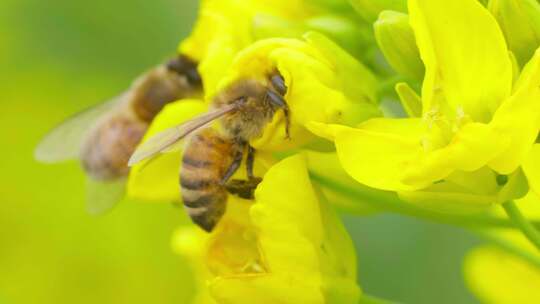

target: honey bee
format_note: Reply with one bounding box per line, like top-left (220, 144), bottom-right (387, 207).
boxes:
top-left (128, 72), bottom-right (290, 231)
top-left (35, 55), bottom-right (203, 214)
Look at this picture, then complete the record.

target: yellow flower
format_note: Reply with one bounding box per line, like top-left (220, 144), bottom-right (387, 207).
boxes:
top-left (374, 10), bottom-right (424, 81)
top-left (127, 34), bottom-right (381, 202)
top-left (171, 155), bottom-right (361, 304)
top-left (172, 227), bottom-right (217, 304)
top-left (309, 0), bottom-right (540, 212)
top-left (464, 193), bottom-right (540, 303)
top-left (489, 0), bottom-right (540, 66)
top-left (126, 99), bottom-right (275, 201)
top-left (349, 0), bottom-right (407, 22)
top-left (179, 0), bottom-right (357, 98)
top-left (465, 245), bottom-right (540, 304)
top-left (305, 151), bottom-right (379, 215)
top-left (214, 34), bottom-right (381, 152)
top-left (127, 100), bottom-right (207, 202)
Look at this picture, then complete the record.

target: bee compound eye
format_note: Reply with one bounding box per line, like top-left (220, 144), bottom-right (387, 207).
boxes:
top-left (185, 68), bottom-right (202, 86)
top-left (266, 90), bottom-right (286, 108)
top-left (270, 74), bottom-right (287, 96)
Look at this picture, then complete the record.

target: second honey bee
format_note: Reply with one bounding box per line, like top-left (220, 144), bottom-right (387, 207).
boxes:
top-left (35, 55), bottom-right (203, 214)
top-left (129, 72), bottom-right (290, 231)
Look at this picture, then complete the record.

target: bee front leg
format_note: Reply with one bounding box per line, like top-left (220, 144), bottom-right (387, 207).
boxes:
top-left (265, 90), bottom-right (291, 139)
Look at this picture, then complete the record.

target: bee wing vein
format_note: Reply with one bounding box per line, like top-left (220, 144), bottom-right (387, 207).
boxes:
top-left (128, 103), bottom-right (238, 166)
top-left (34, 95), bottom-right (125, 163)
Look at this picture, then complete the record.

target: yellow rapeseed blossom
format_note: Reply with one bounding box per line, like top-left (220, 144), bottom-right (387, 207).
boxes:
top-left (489, 0), bottom-right (540, 66)
top-left (173, 227), bottom-right (217, 304)
top-left (128, 35), bottom-right (381, 201)
top-left (127, 100), bottom-right (208, 201)
top-left (465, 246), bottom-right (540, 303)
top-left (349, 0), bottom-right (407, 22)
top-left (214, 34), bottom-right (380, 151)
top-left (179, 0), bottom-right (360, 97)
top-left (309, 0), bottom-right (540, 212)
top-left (374, 10), bottom-right (424, 81)
top-left (464, 193), bottom-right (540, 303)
top-left (172, 155), bottom-right (361, 304)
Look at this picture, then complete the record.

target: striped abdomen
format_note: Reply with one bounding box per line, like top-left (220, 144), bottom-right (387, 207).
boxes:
top-left (180, 128), bottom-right (238, 232)
top-left (132, 56), bottom-right (202, 123)
top-left (81, 115), bottom-right (147, 181)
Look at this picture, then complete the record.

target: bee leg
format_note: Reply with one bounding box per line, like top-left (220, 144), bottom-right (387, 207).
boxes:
top-left (225, 177), bottom-right (263, 199)
top-left (219, 147), bottom-right (244, 186)
top-left (246, 145), bottom-right (255, 179)
top-left (283, 107), bottom-right (291, 140)
top-left (265, 90), bottom-right (291, 139)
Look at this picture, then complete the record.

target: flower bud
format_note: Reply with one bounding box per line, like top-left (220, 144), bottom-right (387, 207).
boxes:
top-left (349, 0), bottom-right (407, 22)
top-left (171, 155), bottom-right (362, 304)
top-left (374, 11), bottom-right (424, 81)
top-left (489, 0), bottom-right (540, 66)
top-left (253, 14), bottom-right (374, 59)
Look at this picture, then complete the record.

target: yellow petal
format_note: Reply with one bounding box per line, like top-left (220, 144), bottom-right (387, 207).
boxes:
top-left (316, 119), bottom-right (427, 191)
top-left (127, 100), bottom-right (208, 202)
top-left (374, 11), bottom-right (424, 81)
top-left (398, 168), bottom-right (501, 214)
top-left (349, 0), bottom-right (407, 22)
top-left (172, 227), bottom-right (217, 304)
top-left (303, 32), bottom-right (378, 106)
top-left (409, 0), bottom-right (512, 122)
top-left (207, 155), bottom-right (361, 303)
top-left (489, 49), bottom-right (540, 174)
top-left (465, 245), bottom-right (540, 304)
top-left (403, 122), bottom-right (508, 186)
top-left (215, 37), bottom-right (380, 152)
top-left (523, 144), bottom-right (540, 197)
top-left (396, 82), bottom-right (422, 118)
top-left (304, 151), bottom-right (379, 214)
top-left (489, 0), bottom-right (540, 66)
top-left (311, 118), bottom-right (511, 193)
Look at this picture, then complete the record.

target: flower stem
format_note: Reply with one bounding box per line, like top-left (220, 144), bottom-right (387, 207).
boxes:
top-left (502, 201), bottom-right (540, 252)
top-left (310, 172), bottom-right (540, 230)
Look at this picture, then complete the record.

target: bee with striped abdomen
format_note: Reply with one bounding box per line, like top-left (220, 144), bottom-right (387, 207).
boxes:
top-left (128, 72), bottom-right (289, 231)
top-left (35, 55), bottom-right (202, 214)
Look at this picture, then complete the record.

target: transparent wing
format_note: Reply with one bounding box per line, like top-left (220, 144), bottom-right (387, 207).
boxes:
top-left (128, 104), bottom-right (238, 166)
top-left (85, 177), bottom-right (126, 215)
top-left (34, 96), bottom-right (125, 163)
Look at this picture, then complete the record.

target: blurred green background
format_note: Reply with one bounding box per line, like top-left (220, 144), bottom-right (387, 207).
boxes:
top-left (0, 0), bottom-right (482, 303)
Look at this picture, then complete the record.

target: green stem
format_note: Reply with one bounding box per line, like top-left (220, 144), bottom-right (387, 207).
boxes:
top-left (502, 201), bottom-right (540, 252)
top-left (359, 294), bottom-right (399, 304)
top-left (311, 172), bottom-right (540, 230)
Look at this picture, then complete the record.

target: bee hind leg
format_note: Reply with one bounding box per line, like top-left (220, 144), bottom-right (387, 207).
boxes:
top-left (225, 145), bottom-right (262, 199)
top-left (219, 147), bottom-right (244, 186)
top-left (246, 145), bottom-right (255, 179)
top-left (225, 178), bottom-right (263, 199)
